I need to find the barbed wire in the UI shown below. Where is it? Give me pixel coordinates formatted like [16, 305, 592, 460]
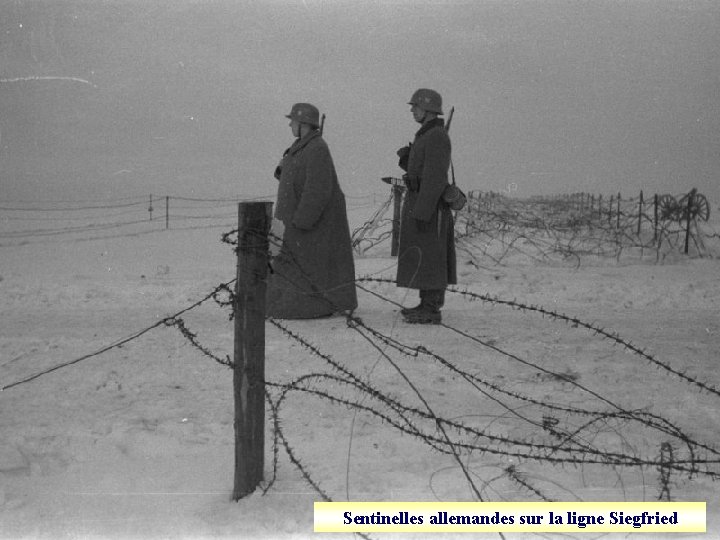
[350, 193, 394, 256]
[452, 191, 718, 265]
[353, 280, 718, 464]
[0, 279, 236, 392]
[253, 241, 720, 505]
[2, 194, 718, 511]
[1, 207, 153, 222]
[256, 229, 720, 498]
[0, 193, 375, 212]
[163, 317, 233, 368]
[265, 313, 720, 479]
[4, 190, 714, 260]
[266, 212, 715, 496]
[0, 201, 147, 212]
[0, 220, 240, 247]
[359, 275, 720, 400]
[0, 218, 156, 239]
[348, 189, 718, 263]
[0, 195, 147, 205]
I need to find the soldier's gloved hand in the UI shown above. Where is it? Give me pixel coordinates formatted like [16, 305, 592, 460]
[403, 174, 420, 191]
[414, 218, 431, 233]
[396, 144, 411, 171]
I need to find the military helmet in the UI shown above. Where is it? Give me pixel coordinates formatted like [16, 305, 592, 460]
[285, 103, 320, 128]
[408, 88, 443, 115]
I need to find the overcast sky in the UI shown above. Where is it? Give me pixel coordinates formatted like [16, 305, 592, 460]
[2, 0, 719, 204]
[263, 0, 720, 203]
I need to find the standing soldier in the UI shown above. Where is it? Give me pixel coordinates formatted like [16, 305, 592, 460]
[267, 102, 358, 319]
[396, 89, 457, 324]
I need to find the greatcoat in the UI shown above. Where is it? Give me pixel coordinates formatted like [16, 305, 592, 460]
[267, 130, 358, 318]
[396, 118, 457, 290]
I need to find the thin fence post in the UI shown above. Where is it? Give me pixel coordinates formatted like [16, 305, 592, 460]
[149, 194, 154, 221]
[598, 194, 603, 220]
[637, 190, 643, 236]
[608, 194, 613, 225]
[653, 193, 659, 244]
[616, 192, 621, 229]
[165, 196, 170, 229]
[684, 188, 696, 254]
[391, 185, 403, 257]
[232, 201, 273, 501]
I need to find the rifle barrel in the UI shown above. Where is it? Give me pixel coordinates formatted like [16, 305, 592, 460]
[446, 106, 455, 132]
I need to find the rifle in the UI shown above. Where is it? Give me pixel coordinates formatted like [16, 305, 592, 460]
[319, 113, 326, 136]
[445, 106, 455, 133]
[443, 106, 466, 210]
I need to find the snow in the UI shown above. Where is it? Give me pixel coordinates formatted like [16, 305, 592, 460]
[1, 202, 719, 540]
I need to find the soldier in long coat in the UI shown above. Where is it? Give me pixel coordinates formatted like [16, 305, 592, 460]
[267, 103, 358, 319]
[396, 89, 457, 324]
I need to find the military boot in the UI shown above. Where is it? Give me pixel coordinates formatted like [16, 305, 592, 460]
[400, 303, 424, 316]
[403, 289, 444, 324]
[403, 307, 441, 325]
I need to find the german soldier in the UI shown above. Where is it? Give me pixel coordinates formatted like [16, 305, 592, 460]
[396, 89, 457, 324]
[267, 103, 358, 319]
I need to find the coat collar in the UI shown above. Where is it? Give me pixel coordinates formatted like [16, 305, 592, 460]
[288, 129, 321, 155]
[415, 117, 445, 139]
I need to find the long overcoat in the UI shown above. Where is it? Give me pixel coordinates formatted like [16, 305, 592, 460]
[396, 118, 457, 290]
[267, 130, 358, 318]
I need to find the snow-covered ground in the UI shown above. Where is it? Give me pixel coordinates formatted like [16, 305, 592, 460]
[1, 201, 719, 539]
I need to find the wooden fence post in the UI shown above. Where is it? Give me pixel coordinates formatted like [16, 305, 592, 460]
[684, 188, 696, 254]
[616, 192, 621, 229]
[608, 194, 613, 225]
[232, 201, 273, 501]
[149, 194, 154, 221]
[598, 194, 603, 220]
[391, 185, 403, 257]
[165, 196, 170, 229]
[653, 193, 659, 244]
[637, 190, 643, 236]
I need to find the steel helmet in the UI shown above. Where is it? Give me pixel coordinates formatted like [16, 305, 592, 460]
[285, 103, 320, 128]
[408, 88, 443, 115]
